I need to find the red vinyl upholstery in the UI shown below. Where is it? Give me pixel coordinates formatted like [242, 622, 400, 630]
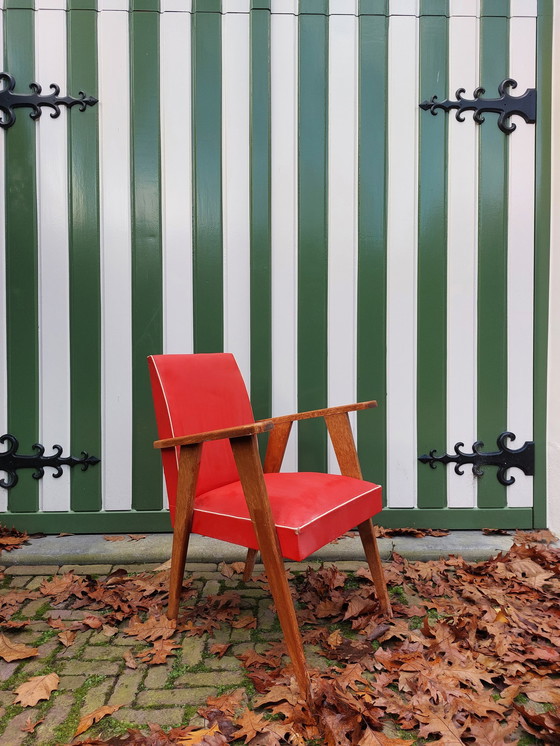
[148, 353, 382, 561]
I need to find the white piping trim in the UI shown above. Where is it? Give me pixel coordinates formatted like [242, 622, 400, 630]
[195, 484, 377, 533]
[150, 356, 180, 470]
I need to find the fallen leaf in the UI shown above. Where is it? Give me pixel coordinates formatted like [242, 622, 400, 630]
[57, 629, 77, 647]
[123, 649, 138, 669]
[125, 614, 176, 641]
[231, 616, 257, 629]
[103, 535, 126, 542]
[14, 673, 59, 706]
[20, 716, 44, 733]
[135, 639, 181, 665]
[127, 534, 146, 541]
[210, 642, 231, 658]
[0, 633, 39, 662]
[74, 704, 122, 737]
[178, 722, 221, 744]
[101, 624, 119, 637]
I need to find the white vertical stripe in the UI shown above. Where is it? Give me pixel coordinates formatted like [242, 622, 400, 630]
[35, 10, 71, 512]
[222, 12, 251, 388]
[510, 0, 537, 17]
[446, 12, 479, 508]
[327, 13, 358, 475]
[507, 17, 536, 508]
[0, 12, 7, 512]
[98, 11, 132, 510]
[386, 15, 418, 508]
[547, 0, 560, 536]
[271, 12, 298, 471]
[161, 11, 193, 356]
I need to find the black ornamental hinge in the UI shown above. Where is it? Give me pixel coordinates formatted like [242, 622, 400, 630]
[0, 434, 100, 490]
[418, 432, 534, 486]
[420, 78, 536, 135]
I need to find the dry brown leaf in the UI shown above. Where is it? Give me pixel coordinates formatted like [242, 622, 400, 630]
[154, 558, 172, 571]
[231, 615, 257, 629]
[57, 629, 77, 647]
[20, 716, 44, 733]
[82, 615, 104, 629]
[127, 534, 146, 541]
[125, 614, 176, 641]
[103, 535, 126, 542]
[358, 729, 412, 746]
[14, 673, 59, 706]
[0, 633, 39, 662]
[101, 624, 119, 637]
[209, 642, 231, 659]
[74, 704, 122, 737]
[123, 649, 138, 669]
[178, 722, 221, 744]
[135, 639, 181, 665]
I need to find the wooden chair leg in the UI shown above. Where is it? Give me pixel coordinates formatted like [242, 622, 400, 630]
[358, 519, 392, 618]
[232, 435, 311, 700]
[325, 412, 392, 618]
[167, 443, 202, 620]
[243, 548, 258, 582]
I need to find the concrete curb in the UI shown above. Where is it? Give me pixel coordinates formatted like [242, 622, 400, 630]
[0, 530, 523, 567]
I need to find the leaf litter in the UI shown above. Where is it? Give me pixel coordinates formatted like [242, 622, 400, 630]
[0, 533, 559, 743]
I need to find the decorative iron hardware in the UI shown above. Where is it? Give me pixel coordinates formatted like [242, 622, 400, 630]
[420, 78, 536, 134]
[0, 434, 100, 489]
[418, 432, 534, 486]
[0, 72, 98, 130]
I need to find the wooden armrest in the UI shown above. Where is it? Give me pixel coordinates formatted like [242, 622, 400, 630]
[154, 420, 274, 449]
[260, 401, 377, 426]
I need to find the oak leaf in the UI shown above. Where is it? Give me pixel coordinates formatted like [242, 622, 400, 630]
[104, 535, 126, 541]
[231, 615, 257, 629]
[210, 642, 231, 658]
[20, 716, 44, 733]
[14, 673, 59, 706]
[358, 729, 412, 745]
[123, 649, 138, 668]
[178, 723, 222, 744]
[74, 704, 122, 736]
[135, 638, 181, 664]
[127, 534, 146, 541]
[0, 633, 38, 662]
[125, 614, 176, 641]
[234, 708, 270, 743]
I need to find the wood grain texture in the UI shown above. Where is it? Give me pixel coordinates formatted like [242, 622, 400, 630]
[263, 420, 293, 473]
[260, 400, 377, 426]
[326, 412, 392, 617]
[154, 420, 273, 449]
[167, 443, 202, 620]
[231, 434, 311, 699]
[243, 548, 258, 581]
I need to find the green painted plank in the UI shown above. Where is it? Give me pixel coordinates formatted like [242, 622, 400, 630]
[420, 0, 448, 15]
[130, 11, 164, 510]
[416, 12, 448, 509]
[4, 10, 39, 513]
[357, 15, 388, 494]
[0, 507, 533, 534]
[67, 9, 102, 511]
[250, 8, 272, 423]
[376, 507, 532, 530]
[193, 0, 221, 11]
[533, 0, 553, 528]
[359, 0, 389, 15]
[481, 0, 509, 17]
[192, 8, 223, 353]
[476, 15, 509, 510]
[300, 0, 328, 14]
[297, 10, 328, 472]
[131, 0, 159, 10]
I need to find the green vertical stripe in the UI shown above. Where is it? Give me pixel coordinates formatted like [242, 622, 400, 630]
[477, 10, 509, 509]
[533, 0, 553, 528]
[130, 6, 164, 510]
[4, 9, 39, 513]
[67, 6, 102, 511]
[192, 5, 223, 353]
[250, 5, 272, 422]
[298, 1, 328, 472]
[357, 13, 388, 493]
[417, 6, 448, 509]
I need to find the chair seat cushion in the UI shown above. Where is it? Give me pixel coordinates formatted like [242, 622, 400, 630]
[192, 472, 382, 561]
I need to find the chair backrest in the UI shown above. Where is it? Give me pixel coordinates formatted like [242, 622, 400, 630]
[147, 354, 255, 519]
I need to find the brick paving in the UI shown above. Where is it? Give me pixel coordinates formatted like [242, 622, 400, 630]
[0, 560, 355, 744]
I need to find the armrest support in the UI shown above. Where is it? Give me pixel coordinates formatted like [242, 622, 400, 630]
[261, 400, 377, 426]
[154, 420, 274, 449]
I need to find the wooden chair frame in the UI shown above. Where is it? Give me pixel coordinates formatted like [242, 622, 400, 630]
[154, 402, 392, 699]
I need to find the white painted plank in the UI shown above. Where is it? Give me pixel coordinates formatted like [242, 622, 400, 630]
[449, 0, 479, 17]
[161, 11, 193, 356]
[271, 0, 297, 13]
[327, 13, 358, 475]
[98, 10, 133, 511]
[446, 14, 479, 508]
[389, 0, 419, 16]
[510, 0, 537, 17]
[222, 0, 250, 12]
[547, 0, 560, 536]
[386, 15, 418, 508]
[0, 12, 6, 512]
[221, 12, 251, 389]
[160, 0, 192, 12]
[506, 16, 536, 508]
[329, 0, 358, 15]
[35, 9, 71, 512]
[271, 11, 298, 471]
